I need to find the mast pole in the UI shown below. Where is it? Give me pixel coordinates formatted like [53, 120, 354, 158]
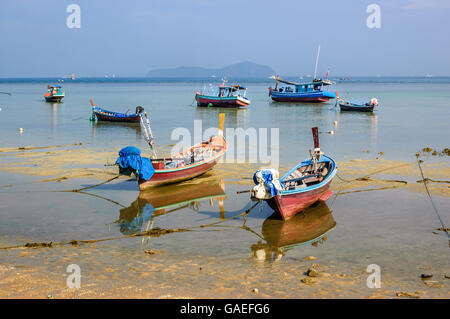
[314, 45, 321, 79]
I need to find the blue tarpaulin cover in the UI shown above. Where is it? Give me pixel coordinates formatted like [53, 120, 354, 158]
[253, 169, 284, 197]
[115, 146, 155, 180]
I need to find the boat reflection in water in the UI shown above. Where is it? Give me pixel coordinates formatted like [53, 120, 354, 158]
[114, 178, 226, 235]
[250, 201, 336, 262]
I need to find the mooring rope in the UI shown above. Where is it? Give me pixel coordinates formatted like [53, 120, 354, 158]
[417, 159, 450, 244]
[63, 175, 120, 192]
[0, 200, 259, 250]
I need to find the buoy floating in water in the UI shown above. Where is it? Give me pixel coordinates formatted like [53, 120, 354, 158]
[333, 121, 338, 126]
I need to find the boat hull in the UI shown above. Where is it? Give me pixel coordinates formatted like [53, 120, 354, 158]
[196, 94, 250, 108]
[45, 95, 64, 102]
[139, 158, 220, 189]
[94, 111, 141, 123]
[339, 102, 374, 112]
[268, 184, 332, 221]
[270, 90, 335, 103]
[265, 155, 337, 220]
[138, 135, 226, 190]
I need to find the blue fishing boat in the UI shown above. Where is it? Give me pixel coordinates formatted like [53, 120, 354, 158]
[268, 45, 336, 103]
[269, 77, 336, 102]
[90, 99, 144, 123]
[336, 92, 379, 112]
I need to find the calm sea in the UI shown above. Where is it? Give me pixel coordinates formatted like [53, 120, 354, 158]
[1, 76, 449, 163]
[0, 77, 449, 286]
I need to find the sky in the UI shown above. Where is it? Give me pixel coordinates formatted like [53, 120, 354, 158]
[0, 0, 449, 77]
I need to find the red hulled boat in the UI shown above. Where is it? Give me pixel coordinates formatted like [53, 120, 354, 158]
[195, 84, 250, 108]
[116, 113, 227, 191]
[251, 127, 337, 220]
[139, 133, 226, 190]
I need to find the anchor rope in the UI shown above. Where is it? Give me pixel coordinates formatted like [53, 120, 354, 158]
[416, 159, 450, 242]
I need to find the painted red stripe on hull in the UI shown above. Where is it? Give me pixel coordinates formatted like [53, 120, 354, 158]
[138, 158, 219, 189]
[197, 97, 250, 108]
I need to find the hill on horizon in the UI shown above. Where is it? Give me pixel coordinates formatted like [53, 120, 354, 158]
[146, 62, 276, 78]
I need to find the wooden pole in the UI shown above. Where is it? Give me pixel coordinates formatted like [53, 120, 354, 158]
[312, 127, 320, 171]
[218, 113, 225, 136]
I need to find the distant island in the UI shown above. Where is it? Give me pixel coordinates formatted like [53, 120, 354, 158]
[146, 62, 276, 78]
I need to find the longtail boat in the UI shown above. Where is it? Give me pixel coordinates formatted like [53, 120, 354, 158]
[336, 92, 379, 112]
[44, 85, 65, 102]
[268, 46, 336, 103]
[251, 201, 336, 261]
[251, 127, 337, 220]
[90, 99, 144, 123]
[114, 178, 226, 234]
[195, 83, 250, 108]
[115, 113, 227, 190]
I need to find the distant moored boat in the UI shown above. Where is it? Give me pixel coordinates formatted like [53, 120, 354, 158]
[268, 45, 336, 103]
[44, 85, 65, 102]
[195, 82, 250, 108]
[336, 92, 379, 112]
[90, 99, 144, 123]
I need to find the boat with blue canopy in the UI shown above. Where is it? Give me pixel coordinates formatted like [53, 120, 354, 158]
[269, 77, 336, 102]
[268, 45, 336, 103]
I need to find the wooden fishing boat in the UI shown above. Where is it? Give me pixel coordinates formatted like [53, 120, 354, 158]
[336, 93, 379, 112]
[268, 46, 336, 103]
[44, 85, 65, 102]
[251, 201, 336, 261]
[251, 127, 337, 220]
[116, 113, 227, 190]
[90, 99, 144, 123]
[195, 84, 250, 108]
[115, 179, 226, 234]
[269, 77, 336, 103]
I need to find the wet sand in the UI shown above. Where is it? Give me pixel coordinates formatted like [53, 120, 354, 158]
[0, 237, 448, 299]
[0, 146, 449, 298]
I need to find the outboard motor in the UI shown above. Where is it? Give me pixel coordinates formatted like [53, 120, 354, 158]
[135, 106, 144, 114]
[251, 169, 284, 200]
[370, 98, 378, 106]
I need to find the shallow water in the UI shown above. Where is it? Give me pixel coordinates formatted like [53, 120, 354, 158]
[0, 78, 449, 298]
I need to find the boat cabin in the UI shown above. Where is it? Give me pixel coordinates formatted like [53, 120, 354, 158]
[217, 85, 247, 97]
[276, 78, 333, 93]
[48, 85, 63, 94]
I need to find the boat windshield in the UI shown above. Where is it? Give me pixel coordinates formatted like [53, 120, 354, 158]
[218, 85, 246, 97]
